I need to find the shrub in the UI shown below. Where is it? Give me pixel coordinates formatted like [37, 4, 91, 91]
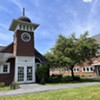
[40, 75, 46, 85]
[0, 82, 5, 87]
[36, 62, 50, 84]
[10, 82, 19, 90]
[81, 75, 85, 77]
[73, 76, 81, 81]
[48, 75, 81, 83]
[49, 74, 67, 83]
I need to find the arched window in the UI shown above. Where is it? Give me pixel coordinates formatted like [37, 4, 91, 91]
[87, 68, 89, 72]
[35, 57, 41, 67]
[90, 67, 93, 72]
[83, 67, 85, 72]
[35, 57, 41, 63]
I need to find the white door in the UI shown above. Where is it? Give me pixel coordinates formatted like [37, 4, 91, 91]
[17, 66, 33, 83]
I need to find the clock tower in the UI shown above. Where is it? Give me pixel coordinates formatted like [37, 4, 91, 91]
[9, 9, 39, 83]
[9, 11, 39, 56]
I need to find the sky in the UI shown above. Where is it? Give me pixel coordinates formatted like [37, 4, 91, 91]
[0, 0, 100, 54]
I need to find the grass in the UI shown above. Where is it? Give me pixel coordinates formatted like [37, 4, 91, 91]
[0, 84, 100, 100]
[0, 86, 10, 91]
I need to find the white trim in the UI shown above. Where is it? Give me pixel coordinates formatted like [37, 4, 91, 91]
[35, 57, 42, 63]
[92, 63, 100, 66]
[82, 66, 94, 72]
[14, 56, 35, 83]
[15, 24, 34, 32]
[73, 67, 79, 72]
[0, 63, 10, 74]
[21, 32, 31, 42]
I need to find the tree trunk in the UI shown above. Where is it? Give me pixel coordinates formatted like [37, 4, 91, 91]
[70, 65, 75, 80]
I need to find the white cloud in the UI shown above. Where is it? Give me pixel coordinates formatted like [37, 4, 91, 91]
[30, 0, 40, 7]
[9, 0, 22, 12]
[0, 32, 13, 44]
[0, 23, 8, 29]
[0, 5, 13, 15]
[83, 0, 93, 2]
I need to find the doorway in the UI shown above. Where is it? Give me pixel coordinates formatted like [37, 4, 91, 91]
[17, 66, 33, 83]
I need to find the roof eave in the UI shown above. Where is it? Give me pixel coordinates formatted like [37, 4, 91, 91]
[9, 19, 39, 31]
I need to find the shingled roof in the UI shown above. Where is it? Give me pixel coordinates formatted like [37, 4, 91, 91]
[35, 49, 47, 62]
[92, 33, 100, 44]
[0, 46, 5, 52]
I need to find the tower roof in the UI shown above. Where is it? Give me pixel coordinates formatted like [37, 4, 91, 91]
[9, 8, 39, 31]
[17, 16, 31, 23]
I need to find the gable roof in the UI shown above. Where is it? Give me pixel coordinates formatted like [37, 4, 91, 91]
[35, 49, 47, 62]
[0, 43, 13, 53]
[0, 46, 5, 52]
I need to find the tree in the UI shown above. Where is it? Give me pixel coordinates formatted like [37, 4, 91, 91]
[36, 62, 50, 84]
[44, 32, 100, 79]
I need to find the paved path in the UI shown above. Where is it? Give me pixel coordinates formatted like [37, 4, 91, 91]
[0, 82, 100, 96]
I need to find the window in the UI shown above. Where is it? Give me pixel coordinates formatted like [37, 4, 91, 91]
[50, 68, 55, 72]
[19, 24, 22, 30]
[96, 50, 100, 56]
[77, 68, 79, 72]
[27, 26, 29, 31]
[54, 68, 59, 72]
[3, 65, 8, 72]
[90, 67, 94, 72]
[73, 68, 79, 72]
[87, 68, 89, 72]
[30, 27, 32, 31]
[3, 63, 10, 73]
[73, 68, 76, 72]
[0, 63, 10, 74]
[23, 25, 25, 30]
[83, 67, 85, 72]
[63, 68, 68, 72]
[36, 63, 41, 67]
[82, 66, 94, 72]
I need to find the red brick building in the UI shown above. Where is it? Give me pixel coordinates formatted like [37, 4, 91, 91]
[50, 34, 100, 77]
[0, 14, 46, 85]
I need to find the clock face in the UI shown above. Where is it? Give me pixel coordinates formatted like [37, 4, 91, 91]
[21, 32, 31, 42]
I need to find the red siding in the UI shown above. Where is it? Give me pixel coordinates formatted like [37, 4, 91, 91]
[14, 30, 35, 56]
[1, 43, 13, 53]
[0, 58, 15, 85]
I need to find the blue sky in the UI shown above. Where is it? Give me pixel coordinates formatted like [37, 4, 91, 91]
[0, 0, 100, 54]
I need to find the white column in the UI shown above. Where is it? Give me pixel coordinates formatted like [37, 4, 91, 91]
[24, 66, 26, 82]
[14, 58, 18, 82]
[33, 57, 35, 82]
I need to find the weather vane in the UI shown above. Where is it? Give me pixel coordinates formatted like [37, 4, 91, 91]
[23, 8, 25, 16]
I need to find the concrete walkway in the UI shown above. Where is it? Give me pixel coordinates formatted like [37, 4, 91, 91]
[0, 82, 100, 96]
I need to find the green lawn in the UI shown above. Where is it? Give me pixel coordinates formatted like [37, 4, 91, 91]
[0, 87, 10, 91]
[0, 84, 100, 100]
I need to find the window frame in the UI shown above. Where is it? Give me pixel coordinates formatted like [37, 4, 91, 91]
[82, 66, 94, 72]
[73, 67, 79, 72]
[0, 63, 10, 74]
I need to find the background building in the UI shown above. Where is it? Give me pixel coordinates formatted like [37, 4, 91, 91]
[50, 34, 100, 77]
